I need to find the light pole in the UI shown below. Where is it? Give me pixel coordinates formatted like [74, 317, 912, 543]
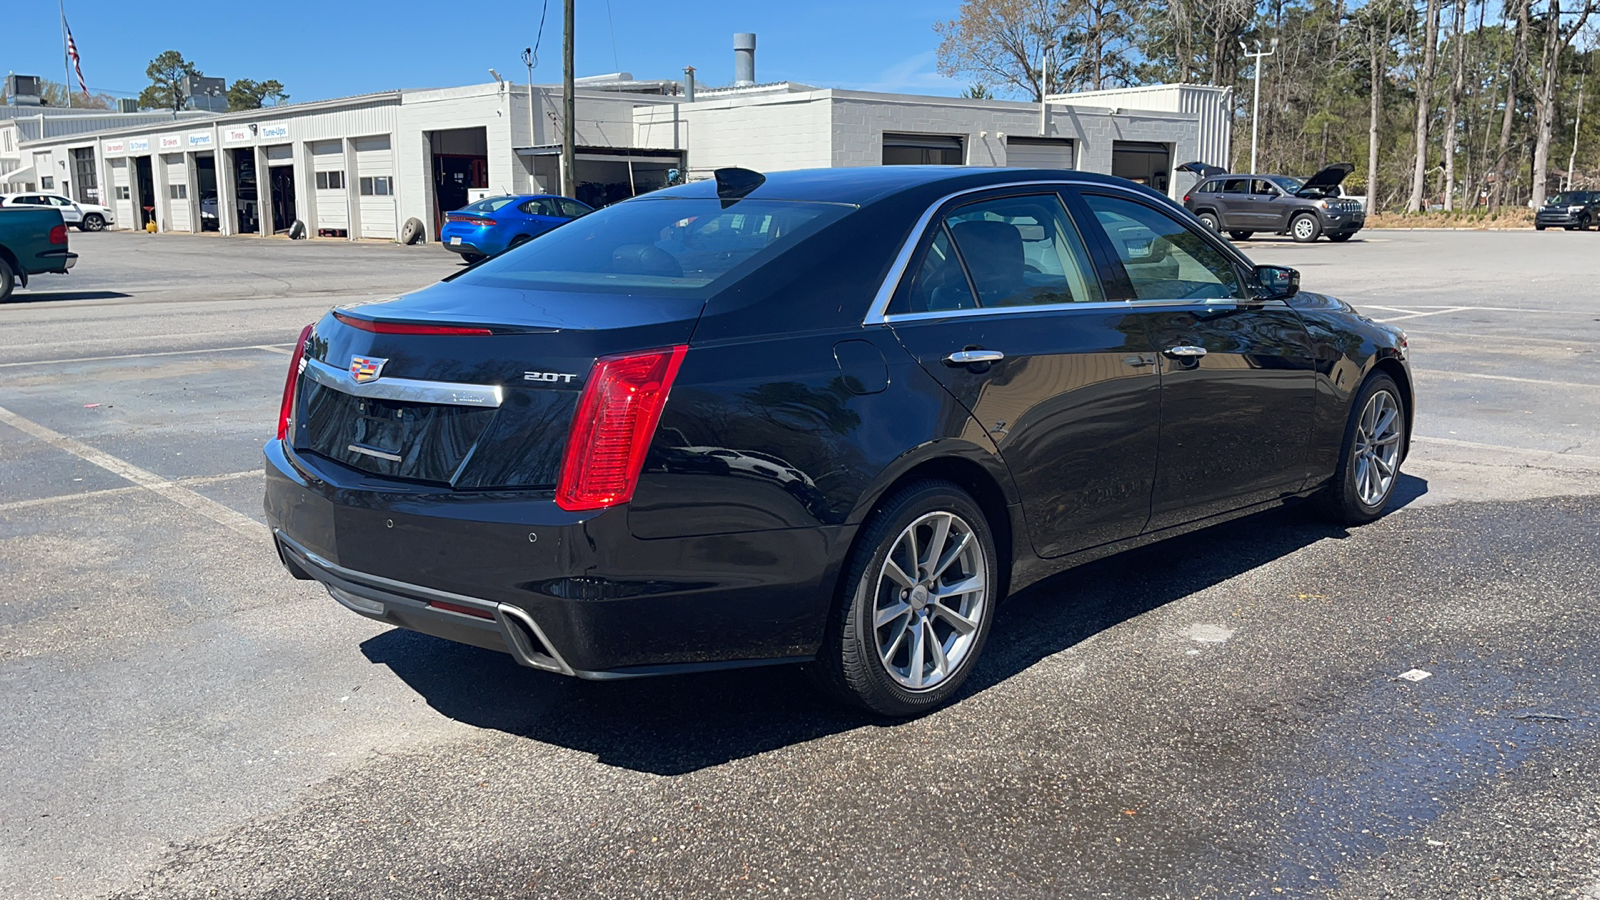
[521, 47, 536, 154]
[1240, 38, 1277, 174]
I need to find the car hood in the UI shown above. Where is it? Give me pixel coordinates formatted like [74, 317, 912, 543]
[1302, 163, 1355, 190]
[1175, 161, 1228, 178]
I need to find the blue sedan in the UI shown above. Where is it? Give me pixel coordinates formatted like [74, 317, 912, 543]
[439, 194, 593, 261]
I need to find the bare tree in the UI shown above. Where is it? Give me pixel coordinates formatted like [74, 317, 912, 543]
[1492, 0, 1533, 209]
[1443, 0, 1467, 209]
[1531, 0, 1597, 207]
[1407, 0, 1444, 212]
[934, 0, 1074, 100]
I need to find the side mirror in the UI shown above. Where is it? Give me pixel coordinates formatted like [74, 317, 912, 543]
[1254, 265, 1299, 300]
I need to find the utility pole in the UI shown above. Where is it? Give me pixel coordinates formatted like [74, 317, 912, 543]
[561, 0, 576, 199]
[1240, 38, 1276, 174]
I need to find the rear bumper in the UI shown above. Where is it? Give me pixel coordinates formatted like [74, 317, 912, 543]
[263, 439, 849, 677]
[35, 249, 77, 273]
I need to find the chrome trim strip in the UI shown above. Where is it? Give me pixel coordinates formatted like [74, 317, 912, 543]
[862, 178, 1257, 326]
[347, 443, 403, 463]
[496, 603, 576, 676]
[303, 356, 503, 408]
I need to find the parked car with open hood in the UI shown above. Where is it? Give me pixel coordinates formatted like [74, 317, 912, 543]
[1534, 191, 1600, 231]
[1181, 163, 1364, 243]
[265, 166, 1412, 716]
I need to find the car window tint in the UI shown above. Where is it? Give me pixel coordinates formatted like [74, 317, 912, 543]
[1220, 178, 1248, 194]
[941, 194, 1103, 308]
[522, 198, 561, 216]
[1251, 180, 1278, 195]
[558, 199, 590, 218]
[1083, 193, 1245, 302]
[460, 196, 521, 214]
[901, 225, 977, 314]
[458, 198, 848, 295]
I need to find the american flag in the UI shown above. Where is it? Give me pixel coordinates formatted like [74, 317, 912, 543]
[65, 20, 87, 96]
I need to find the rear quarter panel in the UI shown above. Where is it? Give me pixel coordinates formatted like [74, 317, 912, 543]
[0, 207, 66, 275]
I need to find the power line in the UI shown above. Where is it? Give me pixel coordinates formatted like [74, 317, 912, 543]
[530, 0, 549, 68]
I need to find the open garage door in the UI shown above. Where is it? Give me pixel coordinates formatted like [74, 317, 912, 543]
[163, 154, 191, 232]
[1112, 141, 1172, 195]
[355, 136, 396, 240]
[311, 140, 348, 235]
[110, 159, 132, 229]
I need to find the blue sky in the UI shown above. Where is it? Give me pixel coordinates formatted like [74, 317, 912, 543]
[7, 0, 970, 104]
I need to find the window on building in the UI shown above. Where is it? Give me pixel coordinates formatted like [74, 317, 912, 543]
[115, 186, 131, 200]
[883, 134, 964, 166]
[360, 175, 392, 196]
[41, 176, 54, 190]
[169, 184, 188, 200]
[316, 170, 345, 190]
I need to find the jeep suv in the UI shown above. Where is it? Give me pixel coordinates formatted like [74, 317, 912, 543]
[1534, 191, 1600, 231]
[1181, 163, 1364, 243]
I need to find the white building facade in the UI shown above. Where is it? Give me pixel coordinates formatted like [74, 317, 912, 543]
[14, 78, 1230, 241]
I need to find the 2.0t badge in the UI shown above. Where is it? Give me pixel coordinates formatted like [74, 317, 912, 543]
[350, 356, 387, 383]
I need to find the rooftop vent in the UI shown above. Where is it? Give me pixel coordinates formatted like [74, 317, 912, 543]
[733, 33, 756, 87]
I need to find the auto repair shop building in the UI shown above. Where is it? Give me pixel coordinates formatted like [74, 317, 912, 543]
[14, 40, 1229, 241]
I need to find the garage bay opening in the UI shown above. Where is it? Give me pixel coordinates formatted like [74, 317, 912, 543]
[231, 148, 259, 234]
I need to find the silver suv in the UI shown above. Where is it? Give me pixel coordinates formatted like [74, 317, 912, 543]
[1180, 163, 1364, 243]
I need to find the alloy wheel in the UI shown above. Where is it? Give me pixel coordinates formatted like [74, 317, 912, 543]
[1294, 217, 1316, 240]
[1352, 390, 1403, 507]
[871, 511, 988, 690]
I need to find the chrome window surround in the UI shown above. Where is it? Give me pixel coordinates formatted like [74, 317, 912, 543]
[861, 179, 1263, 326]
[302, 356, 503, 408]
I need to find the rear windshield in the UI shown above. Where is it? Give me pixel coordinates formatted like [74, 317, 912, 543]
[454, 197, 852, 295]
[458, 196, 522, 214]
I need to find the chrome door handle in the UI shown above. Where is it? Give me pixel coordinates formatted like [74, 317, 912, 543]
[1165, 345, 1208, 358]
[944, 349, 1005, 365]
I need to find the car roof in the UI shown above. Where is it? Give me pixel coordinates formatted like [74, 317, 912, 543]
[650, 166, 1172, 207]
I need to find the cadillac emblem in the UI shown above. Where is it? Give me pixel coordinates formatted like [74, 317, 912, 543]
[350, 356, 387, 383]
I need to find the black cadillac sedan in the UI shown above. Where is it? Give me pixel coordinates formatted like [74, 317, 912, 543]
[265, 166, 1411, 716]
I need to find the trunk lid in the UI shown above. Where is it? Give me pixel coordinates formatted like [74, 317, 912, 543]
[290, 280, 704, 489]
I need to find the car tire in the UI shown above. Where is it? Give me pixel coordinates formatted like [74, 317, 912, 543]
[0, 256, 14, 303]
[1198, 212, 1221, 232]
[1329, 232, 1354, 243]
[80, 214, 106, 232]
[1320, 372, 1407, 526]
[1535, 224, 1547, 231]
[507, 234, 532, 251]
[1229, 230, 1254, 241]
[400, 217, 425, 245]
[460, 252, 486, 264]
[1290, 213, 1322, 243]
[813, 480, 1000, 717]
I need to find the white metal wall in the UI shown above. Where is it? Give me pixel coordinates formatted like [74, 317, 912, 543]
[310, 140, 348, 230]
[110, 158, 132, 228]
[354, 136, 394, 239]
[163, 153, 191, 231]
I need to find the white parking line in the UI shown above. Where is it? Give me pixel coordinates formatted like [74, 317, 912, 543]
[0, 470, 261, 513]
[0, 405, 264, 538]
[0, 343, 294, 369]
[1412, 369, 1600, 389]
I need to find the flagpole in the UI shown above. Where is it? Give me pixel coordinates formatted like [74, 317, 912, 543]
[60, 0, 72, 107]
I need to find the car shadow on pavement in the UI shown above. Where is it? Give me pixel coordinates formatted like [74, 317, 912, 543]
[8, 290, 132, 303]
[361, 491, 1420, 777]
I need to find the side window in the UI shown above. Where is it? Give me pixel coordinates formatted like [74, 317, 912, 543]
[522, 198, 560, 216]
[942, 194, 1103, 308]
[1082, 193, 1246, 301]
[559, 199, 590, 218]
[1220, 178, 1247, 194]
[901, 226, 977, 314]
[1251, 179, 1278, 196]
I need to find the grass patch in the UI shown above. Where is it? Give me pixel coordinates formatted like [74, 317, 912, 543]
[1366, 209, 1536, 229]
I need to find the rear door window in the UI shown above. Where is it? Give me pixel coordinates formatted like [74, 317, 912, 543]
[1220, 179, 1248, 194]
[941, 194, 1103, 308]
[1081, 193, 1246, 301]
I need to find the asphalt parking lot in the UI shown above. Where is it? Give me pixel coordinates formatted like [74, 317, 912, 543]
[3, 229, 1599, 899]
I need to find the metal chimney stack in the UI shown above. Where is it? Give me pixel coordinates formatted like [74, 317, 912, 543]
[733, 33, 756, 87]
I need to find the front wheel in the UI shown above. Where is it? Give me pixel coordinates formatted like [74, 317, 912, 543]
[80, 214, 107, 231]
[1535, 224, 1547, 231]
[814, 480, 999, 716]
[1328, 232, 1354, 243]
[1291, 213, 1322, 243]
[1320, 372, 1407, 526]
[1229, 230, 1254, 241]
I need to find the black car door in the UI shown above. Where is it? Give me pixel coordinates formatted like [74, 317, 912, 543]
[882, 188, 1163, 558]
[1072, 188, 1318, 529]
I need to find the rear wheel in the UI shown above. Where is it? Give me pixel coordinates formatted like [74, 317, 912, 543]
[1290, 213, 1322, 243]
[1320, 372, 1407, 526]
[507, 234, 532, 251]
[1197, 212, 1221, 232]
[1229, 230, 1254, 241]
[814, 480, 999, 716]
[0, 257, 14, 302]
[459, 252, 486, 264]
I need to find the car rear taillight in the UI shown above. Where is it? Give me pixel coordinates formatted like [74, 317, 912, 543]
[48, 224, 68, 245]
[277, 324, 315, 440]
[555, 346, 688, 512]
[447, 215, 496, 227]
[332, 310, 493, 336]
[1182, 194, 1191, 205]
